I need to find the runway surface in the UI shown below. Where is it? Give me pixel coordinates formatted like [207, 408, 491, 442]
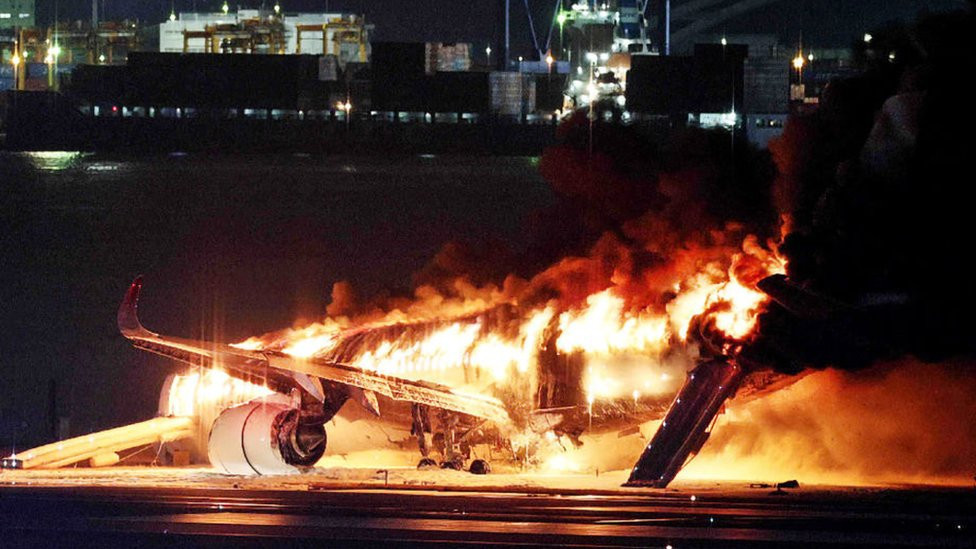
[2, 473, 974, 547]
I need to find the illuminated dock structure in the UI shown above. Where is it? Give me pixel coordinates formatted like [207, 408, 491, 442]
[160, 8, 371, 64]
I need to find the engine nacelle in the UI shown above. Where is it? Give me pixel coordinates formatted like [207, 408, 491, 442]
[208, 395, 326, 475]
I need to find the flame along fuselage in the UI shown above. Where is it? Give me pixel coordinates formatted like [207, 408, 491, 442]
[229, 303, 689, 437]
[123, 239, 788, 475]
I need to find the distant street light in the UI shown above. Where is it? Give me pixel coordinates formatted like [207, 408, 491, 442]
[336, 100, 352, 129]
[485, 45, 491, 64]
[557, 12, 567, 57]
[792, 53, 805, 98]
[11, 52, 20, 90]
[721, 37, 727, 46]
[863, 33, 873, 44]
[274, 3, 281, 14]
[169, 11, 177, 21]
[46, 45, 61, 89]
[222, 1, 229, 15]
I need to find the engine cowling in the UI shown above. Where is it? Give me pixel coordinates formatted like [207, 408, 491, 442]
[208, 395, 326, 475]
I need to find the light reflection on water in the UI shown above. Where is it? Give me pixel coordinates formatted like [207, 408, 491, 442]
[84, 163, 123, 173]
[22, 151, 88, 171]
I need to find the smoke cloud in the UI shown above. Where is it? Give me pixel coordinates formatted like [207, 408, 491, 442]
[752, 7, 976, 372]
[684, 359, 976, 486]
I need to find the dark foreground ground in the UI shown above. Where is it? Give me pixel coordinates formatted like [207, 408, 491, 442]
[2, 480, 974, 548]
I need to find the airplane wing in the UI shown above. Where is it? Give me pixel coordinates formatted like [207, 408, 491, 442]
[118, 277, 510, 425]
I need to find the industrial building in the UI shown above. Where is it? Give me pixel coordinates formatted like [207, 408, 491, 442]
[0, 0, 34, 29]
[159, 8, 371, 64]
[1, 1, 813, 152]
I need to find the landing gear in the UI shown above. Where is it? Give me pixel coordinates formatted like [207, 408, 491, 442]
[412, 404, 491, 474]
[437, 410, 464, 467]
[439, 457, 465, 470]
[411, 403, 433, 458]
[468, 459, 491, 475]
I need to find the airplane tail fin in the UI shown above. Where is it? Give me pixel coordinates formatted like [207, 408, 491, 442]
[117, 276, 157, 339]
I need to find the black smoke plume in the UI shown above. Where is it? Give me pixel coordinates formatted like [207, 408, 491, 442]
[746, 6, 976, 373]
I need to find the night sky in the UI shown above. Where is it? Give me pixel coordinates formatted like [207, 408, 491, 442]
[33, 0, 968, 54]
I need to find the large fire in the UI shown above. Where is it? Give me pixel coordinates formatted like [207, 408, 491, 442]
[226, 237, 784, 408]
[162, 231, 785, 474]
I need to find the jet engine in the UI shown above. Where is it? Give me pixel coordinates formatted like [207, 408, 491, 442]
[208, 395, 326, 475]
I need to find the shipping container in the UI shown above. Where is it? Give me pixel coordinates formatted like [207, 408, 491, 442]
[489, 72, 535, 119]
[430, 71, 488, 113]
[425, 42, 471, 74]
[743, 57, 788, 114]
[26, 62, 48, 78]
[370, 42, 428, 112]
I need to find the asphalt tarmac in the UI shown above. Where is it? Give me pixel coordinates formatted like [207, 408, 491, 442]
[2, 482, 974, 548]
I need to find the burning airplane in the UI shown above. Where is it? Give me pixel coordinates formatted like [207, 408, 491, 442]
[8, 8, 974, 484]
[96, 225, 786, 481]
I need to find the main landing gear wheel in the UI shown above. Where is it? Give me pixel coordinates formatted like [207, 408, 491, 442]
[417, 457, 438, 469]
[440, 457, 465, 470]
[468, 459, 491, 475]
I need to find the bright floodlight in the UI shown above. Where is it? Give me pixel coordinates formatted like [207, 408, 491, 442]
[222, 1, 229, 14]
[721, 37, 727, 46]
[169, 11, 176, 21]
[546, 54, 554, 66]
[11, 53, 21, 66]
[792, 55, 804, 70]
[864, 33, 872, 43]
[274, 3, 280, 14]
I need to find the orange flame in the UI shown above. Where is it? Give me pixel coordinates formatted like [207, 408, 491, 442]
[223, 237, 783, 411]
[165, 369, 273, 418]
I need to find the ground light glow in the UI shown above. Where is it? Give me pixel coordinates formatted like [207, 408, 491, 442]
[22, 151, 87, 171]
